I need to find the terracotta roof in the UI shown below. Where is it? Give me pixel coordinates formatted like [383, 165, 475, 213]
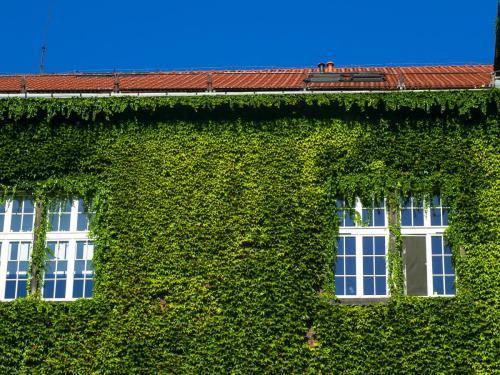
[0, 65, 493, 94]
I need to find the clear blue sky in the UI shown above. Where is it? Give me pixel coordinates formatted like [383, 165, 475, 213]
[0, 0, 497, 74]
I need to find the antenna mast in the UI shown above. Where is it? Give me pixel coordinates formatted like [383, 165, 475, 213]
[39, 1, 54, 75]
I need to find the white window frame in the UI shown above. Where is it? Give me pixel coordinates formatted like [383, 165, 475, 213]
[336, 197, 454, 298]
[0, 198, 93, 301]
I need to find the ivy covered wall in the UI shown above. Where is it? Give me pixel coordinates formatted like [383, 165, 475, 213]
[0, 92, 499, 373]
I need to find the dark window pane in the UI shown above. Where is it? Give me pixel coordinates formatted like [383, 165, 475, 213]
[55, 280, 66, 298]
[335, 259, 344, 275]
[445, 276, 455, 295]
[413, 209, 424, 226]
[12, 200, 20, 213]
[444, 256, 454, 274]
[344, 212, 355, 227]
[345, 277, 356, 295]
[375, 257, 385, 275]
[75, 260, 85, 274]
[432, 256, 443, 275]
[432, 236, 442, 254]
[49, 215, 59, 231]
[64, 200, 72, 211]
[24, 200, 34, 213]
[374, 209, 385, 226]
[11, 216, 21, 232]
[363, 257, 373, 275]
[22, 215, 33, 232]
[9, 244, 18, 260]
[401, 209, 412, 226]
[444, 243, 452, 255]
[59, 214, 71, 231]
[19, 261, 28, 273]
[431, 209, 441, 226]
[345, 258, 356, 275]
[336, 237, 344, 255]
[363, 237, 373, 255]
[364, 277, 374, 295]
[58, 260, 67, 272]
[433, 276, 444, 295]
[0, 216, 4, 232]
[335, 281, 345, 296]
[362, 209, 372, 226]
[17, 281, 27, 297]
[7, 262, 17, 277]
[375, 277, 386, 295]
[76, 242, 84, 259]
[73, 280, 84, 298]
[0, 203, 5, 213]
[87, 261, 94, 272]
[375, 237, 385, 255]
[345, 237, 356, 255]
[44, 280, 54, 298]
[442, 209, 449, 226]
[432, 195, 441, 206]
[5, 281, 16, 298]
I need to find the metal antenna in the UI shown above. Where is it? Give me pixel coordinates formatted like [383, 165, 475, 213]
[40, 1, 54, 74]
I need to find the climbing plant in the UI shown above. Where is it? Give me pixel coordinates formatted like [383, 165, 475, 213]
[0, 91, 499, 373]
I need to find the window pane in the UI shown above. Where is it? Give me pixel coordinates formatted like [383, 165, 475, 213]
[55, 281, 66, 298]
[432, 256, 443, 274]
[375, 277, 386, 295]
[73, 280, 84, 298]
[374, 209, 385, 226]
[445, 276, 455, 295]
[24, 200, 34, 213]
[431, 209, 442, 226]
[345, 237, 355, 255]
[345, 258, 356, 275]
[374, 237, 385, 255]
[363, 237, 373, 255]
[364, 277, 374, 295]
[375, 257, 385, 275]
[77, 215, 89, 231]
[431, 236, 442, 254]
[443, 257, 453, 274]
[11, 200, 20, 213]
[401, 209, 412, 226]
[413, 209, 424, 226]
[345, 277, 356, 295]
[335, 258, 344, 275]
[17, 281, 27, 298]
[22, 215, 33, 232]
[5, 281, 16, 299]
[43, 280, 55, 298]
[335, 277, 345, 296]
[363, 257, 373, 275]
[0, 215, 4, 232]
[336, 237, 344, 255]
[362, 209, 372, 226]
[59, 214, 71, 231]
[433, 276, 444, 295]
[10, 216, 21, 232]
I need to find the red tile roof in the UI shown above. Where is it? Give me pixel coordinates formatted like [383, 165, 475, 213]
[0, 65, 493, 94]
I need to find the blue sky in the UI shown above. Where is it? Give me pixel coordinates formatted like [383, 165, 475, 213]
[0, 0, 497, 74]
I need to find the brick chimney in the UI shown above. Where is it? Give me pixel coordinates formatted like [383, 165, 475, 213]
[326, 61, 335, 73]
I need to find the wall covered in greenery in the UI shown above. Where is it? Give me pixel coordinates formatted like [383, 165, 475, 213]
[0, 91, 499, 373]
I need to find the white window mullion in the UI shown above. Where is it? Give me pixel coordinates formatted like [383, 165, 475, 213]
[0, 240, 8, 300]
[355, 235, 363, 297]
[66, 239, 76, 300]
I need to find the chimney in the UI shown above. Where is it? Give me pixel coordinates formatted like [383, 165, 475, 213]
[318, 62, 325, 73]
[326, 61, 334, 73]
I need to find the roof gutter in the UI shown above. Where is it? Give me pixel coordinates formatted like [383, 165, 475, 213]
[0, 88, 493, 99]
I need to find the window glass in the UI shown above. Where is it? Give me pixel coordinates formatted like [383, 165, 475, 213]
[362, 236, 386, 296]
[77, 199, 94, 231]
[334, 237, 356, 296]
[10, 199, 34, 232]
[336, 199, 355, 227]
[401, 197, 424, 226]
[5, 242, 31, 299]
[431, 236, 455, 295]
[73, 241, 95, 298]
[48, 200, 72, 232]
[43, 241, 69, 299]
[362, 200, 385, 227]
